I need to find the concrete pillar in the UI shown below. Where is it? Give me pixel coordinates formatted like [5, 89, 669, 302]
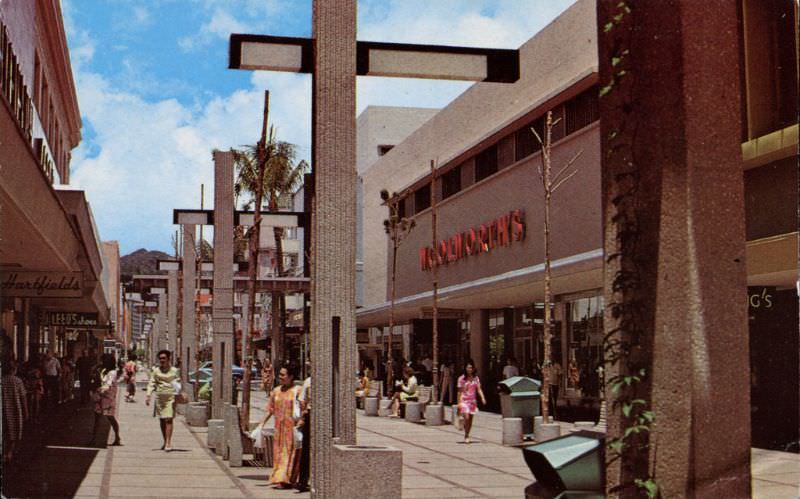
[598, 1, 749, 496]
[157, 292, 167, 361]
[310, 1, 358, 496]
[469, 309, 489, 378]
[212, 150, 235, 420]
[182, 224, 197, 383]
[167, 270, 178, 356]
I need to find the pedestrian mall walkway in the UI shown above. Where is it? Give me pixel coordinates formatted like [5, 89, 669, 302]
[4, 380, 798, 498]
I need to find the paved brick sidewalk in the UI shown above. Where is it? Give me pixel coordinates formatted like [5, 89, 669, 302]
[4, 376, 797, 498]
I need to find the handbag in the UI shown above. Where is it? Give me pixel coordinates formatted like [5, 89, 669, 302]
[292, 391, 303, 448]
[175, 392, 188, 404]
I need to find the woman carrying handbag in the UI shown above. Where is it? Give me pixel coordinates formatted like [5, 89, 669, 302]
[145, 350, 181, 451]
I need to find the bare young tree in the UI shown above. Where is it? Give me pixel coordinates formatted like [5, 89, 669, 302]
[532, 110, 582, 423]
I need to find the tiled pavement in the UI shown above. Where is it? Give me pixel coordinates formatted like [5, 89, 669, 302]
[4, 375, 798, 498]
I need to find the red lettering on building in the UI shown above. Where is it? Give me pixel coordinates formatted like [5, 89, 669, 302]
[465, 229, 476, 255]
[418, 209, 526, 271]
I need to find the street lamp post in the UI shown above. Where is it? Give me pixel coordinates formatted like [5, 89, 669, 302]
[381, 189, 415, 395]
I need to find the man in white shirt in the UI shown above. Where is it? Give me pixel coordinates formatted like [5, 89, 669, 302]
[502, 357, 520, 379]
[43, 350, 61, 410]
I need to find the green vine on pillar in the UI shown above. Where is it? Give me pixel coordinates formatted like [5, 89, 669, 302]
[600, 1, 658, 497]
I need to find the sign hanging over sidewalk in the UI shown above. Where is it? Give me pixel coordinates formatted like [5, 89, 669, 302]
[0, 271, 83, 298]
[43, 312, 99, 327]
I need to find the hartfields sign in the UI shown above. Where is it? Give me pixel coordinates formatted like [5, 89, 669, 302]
[0, 271, 83, 298]
[419, 209, 526, 271]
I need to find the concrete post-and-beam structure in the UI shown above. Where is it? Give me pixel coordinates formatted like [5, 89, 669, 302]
[230, 4, 520, 495]
[308, 3, 358, 493]
[152, 287, 167, 362]
[157, 261, 180, 358]
[212, 150, 235, 420]
[598, 1, 750, 496]
[182, 225, 197, 384]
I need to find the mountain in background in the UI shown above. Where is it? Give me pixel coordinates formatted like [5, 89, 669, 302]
[120, 248, 171, 282]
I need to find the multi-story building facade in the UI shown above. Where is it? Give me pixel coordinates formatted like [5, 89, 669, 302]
[0, 1, 109, 362]
[358, 0, 798, 452]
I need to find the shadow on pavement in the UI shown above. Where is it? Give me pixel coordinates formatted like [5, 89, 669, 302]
[2, 399, 109, 498]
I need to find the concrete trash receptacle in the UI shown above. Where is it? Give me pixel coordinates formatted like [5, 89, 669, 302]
[521, 430, 605, 497]
[186, 402, 208, 427]
[405, 401, 423, 423]
[364, 397, 379, 416]
[425, 403, 444, 426]
[207, 419, 224, 449]
[333, 444, 402, 499]
[503, 417, 523, 445]
[498, 376, 541, 435]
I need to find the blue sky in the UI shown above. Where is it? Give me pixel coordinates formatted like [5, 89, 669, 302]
[63, 0, 577, 255]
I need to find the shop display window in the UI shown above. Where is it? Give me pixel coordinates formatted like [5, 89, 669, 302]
[566, 295, 604, 398]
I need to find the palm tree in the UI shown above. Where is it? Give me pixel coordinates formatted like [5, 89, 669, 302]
[232, 127, 308, 367]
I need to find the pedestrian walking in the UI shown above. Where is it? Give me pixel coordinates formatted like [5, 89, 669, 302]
[258, 365, 301, 489]
[502, 357, 520, 379]
[260, 357, 274, 395]
[23, 360, 44, 422]
[2, 360, 28, 464]
[43, 350, 61, 410]
[60, 355, 75, 402]
[548, 361, 563, 418]
[89, 354, 121, 447]
[123, 354, 138, 402]
[145, 350, 180, 451]
[439, 361, 454, 405]
[457, 360, 486, 444]
[76, 349, 96, 405]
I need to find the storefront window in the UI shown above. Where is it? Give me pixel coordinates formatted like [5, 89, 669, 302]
[566, 295, 603, 398]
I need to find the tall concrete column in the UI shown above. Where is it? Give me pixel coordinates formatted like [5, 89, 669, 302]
[182, 225, 197, 384]
[167, 270, 178, 357]
[469, 309, 489, 378]
[158, 288, 172, 350]
[212, 150, 235, 420]
[598, 1, 749, 496]
[310, 0, 358, 495]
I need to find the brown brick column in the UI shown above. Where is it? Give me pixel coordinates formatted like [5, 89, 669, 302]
[212, 150, 235, 419]
[182, 224, 197, 384]
[310, 0, 358, 495]
[598, 1, 750, 496]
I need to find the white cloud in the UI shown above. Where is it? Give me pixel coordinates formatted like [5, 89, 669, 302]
[132, 6, 151, 26]
[178, 9, 252, 51]
[69, 39, 311, 254]
[68, 0, 578, 255]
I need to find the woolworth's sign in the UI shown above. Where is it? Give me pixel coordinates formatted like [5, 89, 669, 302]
[0, 271, 83, 298]
[419, 209, 526, 271]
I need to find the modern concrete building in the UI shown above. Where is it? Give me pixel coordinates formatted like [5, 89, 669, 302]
[0, 1, 109, 362]
[356, 106, 440, 367]
[101, 241, 122, 346]
[357, 0, 797, 453]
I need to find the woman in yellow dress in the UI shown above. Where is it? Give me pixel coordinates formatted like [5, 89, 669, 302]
[259, 365, 301, 488]
[145, 350, 180, 451]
